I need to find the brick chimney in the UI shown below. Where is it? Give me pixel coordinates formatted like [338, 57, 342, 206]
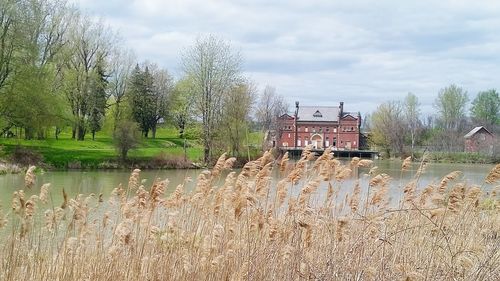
[339, 102, 344, 117]
[294, 101, 299, 148]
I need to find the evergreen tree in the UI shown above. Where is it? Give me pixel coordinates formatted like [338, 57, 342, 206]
[128, 64, 171, 138]
[128, 65, 155, 137]
[88, 57, 109, 140]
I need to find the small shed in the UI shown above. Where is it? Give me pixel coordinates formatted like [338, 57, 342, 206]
[464, 126, 495, 153]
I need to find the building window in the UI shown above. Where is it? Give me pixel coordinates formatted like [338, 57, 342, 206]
[305, 127, 308, 132]
[298, 139, 302, 146]
[313, 110, 322, 117]
[288, 133, 291, 138]
[326, 127, 330, 132]
[334, 128, 337, 133]
[351, 127, 354, 131]
[282, 142, 288, 147]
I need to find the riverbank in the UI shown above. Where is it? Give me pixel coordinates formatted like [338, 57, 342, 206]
[0, 141, 202, 170]
[0, 127, 266, 170]
[0, 127, 204, 170]
[414, 151, 499, 164]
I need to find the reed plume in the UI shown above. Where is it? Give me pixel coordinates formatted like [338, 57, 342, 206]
[24, 166, 36, 189]
[0, 151, 498, 281]
[401, 156, 412, 171]
[485, 163, 500, 184]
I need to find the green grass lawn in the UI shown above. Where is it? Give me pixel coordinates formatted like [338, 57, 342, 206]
[0, 126, 267, 169]
[0, 126, 204, 168]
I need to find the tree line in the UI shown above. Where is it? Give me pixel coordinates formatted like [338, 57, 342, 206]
[0, 0, 288, 163]
[368, 86, 500, 157]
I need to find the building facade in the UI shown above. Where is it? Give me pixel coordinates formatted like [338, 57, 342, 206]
[277, 102, 361, 150]
[464, 126, 495, 154]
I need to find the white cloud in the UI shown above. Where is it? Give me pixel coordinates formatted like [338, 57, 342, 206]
[73, 0, 500, 116]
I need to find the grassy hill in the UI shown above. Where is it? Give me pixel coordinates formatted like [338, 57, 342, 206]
[0, 126, 265, 169]
[0, 127, 203, 169]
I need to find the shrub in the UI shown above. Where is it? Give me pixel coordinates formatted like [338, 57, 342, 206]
[151, 152, 193, 169]
[8, 146, 43, 166]
[113, 121, 141, 162]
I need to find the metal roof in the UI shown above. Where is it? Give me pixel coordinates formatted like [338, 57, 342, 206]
[464, 126, 493, 138]
[298, 106, 339, 122]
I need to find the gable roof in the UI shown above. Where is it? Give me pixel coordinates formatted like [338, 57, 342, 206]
[279, 113, 294, 119]
[464, 126, 494, 138]
[341, 113, 358, 120]
[298, 106, 339, 122]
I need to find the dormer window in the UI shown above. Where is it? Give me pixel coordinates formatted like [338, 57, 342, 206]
[313, 110, 322, 117]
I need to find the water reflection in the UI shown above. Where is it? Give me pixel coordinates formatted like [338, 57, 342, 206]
[0, 160, 495, 207]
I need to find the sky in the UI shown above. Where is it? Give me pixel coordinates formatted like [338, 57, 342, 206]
[74, 0, 500, 117]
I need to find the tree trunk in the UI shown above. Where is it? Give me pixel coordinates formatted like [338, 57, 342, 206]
[77, 124, 85, 141]
[203, 126, 211, 164]
[411, 132, 415, 158]
[152, 125, 156, 139]
[183, 138, 187, 162]
[92, 131, 96, 141]
[204, 145, 210, 165]
[37, 129, 45, 140]
[179, 127, 184, 139]
[113, 101, 121, 132]
[25, 127, 34, 140]
[121, 148, 128, 162]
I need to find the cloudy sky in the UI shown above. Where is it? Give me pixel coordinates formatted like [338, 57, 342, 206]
[74, 0, 500, 117]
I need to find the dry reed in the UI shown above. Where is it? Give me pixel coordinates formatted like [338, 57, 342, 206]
[0, 153, 499, 281]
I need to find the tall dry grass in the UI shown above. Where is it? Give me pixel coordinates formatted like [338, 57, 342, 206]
[0, 149, 499, 280]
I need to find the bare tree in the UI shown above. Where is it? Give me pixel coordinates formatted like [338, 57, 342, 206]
[109, 47, 135, 131]
[20, 0, 73, 68]
[150, 64, 173, 138]
[64, 15, 115, 140]
[0, 0, 16, 91]
[255, 85, 288, 132]
[404, 93, 420, 157]
[181, 35, 242, 163]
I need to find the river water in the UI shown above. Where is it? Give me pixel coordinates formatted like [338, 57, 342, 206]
[0, 160, 496, 206]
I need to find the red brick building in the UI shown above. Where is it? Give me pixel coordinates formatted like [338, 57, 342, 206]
[277, 101, 361, 150]
[464, 126, 495, 154]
